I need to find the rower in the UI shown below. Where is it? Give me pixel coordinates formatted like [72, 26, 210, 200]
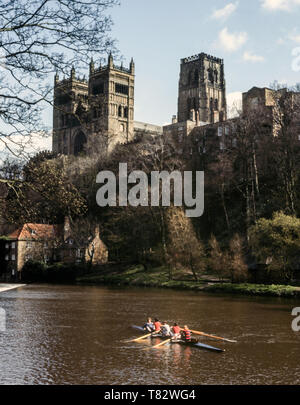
[181, 325, 192, 342]
[143, 317, 155, 332]
[154, 318, 162, 333]
[172, 323, 181, 340]
[161, 321, 171, 337]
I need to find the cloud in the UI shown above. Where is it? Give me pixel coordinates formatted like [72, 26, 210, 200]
[288, 33, 300, 43]
[277, 37, 285, 45]
[243, 51, 265, 62]
[212, 2, 239, 20]
[227, 92, 243, 118]
[215, 27, 248, 52]
[261, 0, 300, 11]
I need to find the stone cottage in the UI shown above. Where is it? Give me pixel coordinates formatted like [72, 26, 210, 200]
[3, 219, 108, 279]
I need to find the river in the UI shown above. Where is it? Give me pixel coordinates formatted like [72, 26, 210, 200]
[0, 284, 299, 385]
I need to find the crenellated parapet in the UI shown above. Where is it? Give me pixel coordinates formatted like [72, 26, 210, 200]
[181, 53, 223, 65]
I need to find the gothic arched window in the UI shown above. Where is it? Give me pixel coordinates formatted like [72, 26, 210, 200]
[193, 98, 197, 110]
[188, 70, 193, 85]
[187, 98, 191, 119]
[124, 107, 128, 119]
[194, 70, 199, 84]
[214, 70, 218, 83]
[74, 131, 87, 156]
[118, 105, 122, 117]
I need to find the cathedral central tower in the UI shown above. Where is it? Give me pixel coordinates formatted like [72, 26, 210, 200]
[177, 53, 227, 124]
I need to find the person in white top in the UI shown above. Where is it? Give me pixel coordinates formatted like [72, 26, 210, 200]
[161, 321, 171, 337]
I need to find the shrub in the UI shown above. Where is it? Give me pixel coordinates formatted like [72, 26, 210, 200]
[22, 260, 47, 282]
[249, 212, 300, 283]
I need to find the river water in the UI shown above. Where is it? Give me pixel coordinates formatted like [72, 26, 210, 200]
[0, 284, 299, 385]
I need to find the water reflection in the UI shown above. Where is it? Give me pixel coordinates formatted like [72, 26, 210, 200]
[0, 284, 299, 385]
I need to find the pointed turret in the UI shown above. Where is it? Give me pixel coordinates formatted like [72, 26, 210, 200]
[108, 52, 113, 69]
[130, 57, 135, 74]
[71, 66, 75, 80]
[89, 58, 95, 75]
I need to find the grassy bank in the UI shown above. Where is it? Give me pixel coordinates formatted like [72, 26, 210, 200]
[204, 283, 300, 298]
[77, 265, 206, 291]
[76, 265, 300, 298]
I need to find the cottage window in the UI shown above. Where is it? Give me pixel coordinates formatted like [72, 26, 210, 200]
[76, 249, 83, 258]
[26, 241, 32, 248]
[5, 243, 9, 249]
[11, 242, 15, 249]
[11, 254, 15, 261]
[218, 127, 223, 137]
[5, 255, 9, 261]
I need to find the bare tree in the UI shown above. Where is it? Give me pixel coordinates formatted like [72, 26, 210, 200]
[0, 0, 119, 158]
[208, 234, 230, 282]
[228, 234, 248, 283]
[268, 84, 300, 215]
[166, 207, 206, 281]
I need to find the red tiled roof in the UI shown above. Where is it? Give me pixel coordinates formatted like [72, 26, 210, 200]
[8, 223, 60, 241]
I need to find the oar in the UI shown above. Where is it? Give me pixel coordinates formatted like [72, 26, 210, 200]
[130, 332, 153, 342]
[152, 338, 171, 349]
[184, 329, 237, 343]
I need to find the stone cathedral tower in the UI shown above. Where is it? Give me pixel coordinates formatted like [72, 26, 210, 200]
[53, 54, 135, 156]
[177, 53, 227, 124]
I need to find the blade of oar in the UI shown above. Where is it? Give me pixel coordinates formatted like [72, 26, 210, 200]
[131, 325, 144, 332]
[187, 329, 237, 343]
[152, 338, 171, 349]
[130, 333, 153, 342]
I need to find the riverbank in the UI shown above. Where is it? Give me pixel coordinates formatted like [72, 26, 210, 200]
[76, 265, 300, 298]
[0, 284, 26, 294]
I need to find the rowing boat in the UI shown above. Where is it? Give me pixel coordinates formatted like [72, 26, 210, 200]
[132, 325, 225, 353]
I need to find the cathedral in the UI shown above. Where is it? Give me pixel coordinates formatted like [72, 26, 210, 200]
[52, 51, 275, 156]
[52, 53, 162, 156]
